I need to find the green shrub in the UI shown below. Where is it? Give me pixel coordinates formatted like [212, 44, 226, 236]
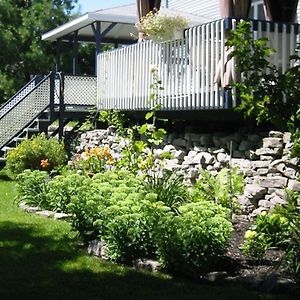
[157, 201, 233, 275]
[145, 171, 190, 214]
[242, 191, 300, 280]
[16, 169, 50, 209]
[46, 172, 88, 212]
[194, 168, 244, 214]
[6, 134, 67, 176]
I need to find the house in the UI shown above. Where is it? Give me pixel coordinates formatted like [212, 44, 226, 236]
[0, 1, 299, 163]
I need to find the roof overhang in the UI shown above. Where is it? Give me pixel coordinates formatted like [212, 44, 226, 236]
[42, 4, 212, 44]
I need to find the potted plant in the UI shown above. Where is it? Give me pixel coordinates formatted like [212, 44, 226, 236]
[137, 10, 188, 42]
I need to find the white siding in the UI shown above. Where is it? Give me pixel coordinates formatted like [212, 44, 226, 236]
[162, 0, 300, 22]
[162, 0, 220, 20]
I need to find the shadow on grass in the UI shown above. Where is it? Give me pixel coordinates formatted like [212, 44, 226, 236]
[0, 221, 290, 300]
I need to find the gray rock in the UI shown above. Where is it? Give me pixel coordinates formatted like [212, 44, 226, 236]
[260, 155, 275, 161]
[133, 259, 161, 272]
[188, 168, 199, 179]
[204, 271, 229, 283]
[270, 195, 286, 206]
[36, 210, 55, 218]
[260, 176, 288, 189]
[244, 184, 268, 204]
[256, 147, 283, 157]
[283, 132, 292, 144]
[231, 158, 251, 169]
[173, 150, 185, 160]
[251, 161, 271, 169]
[287, 179, 300, 192]
[87, 240, 107, 259]
[269, 131, 284, 138]
[163, 144, 176, 153]
[216, 153, 229, 164]
[258, 200, 272, 208]
[54, 212, 70, 220]
[263, 137, 283, 148]
[251, 207, 267, 217]
[192, 152, 214, 165]
[256, 168, 269, 176]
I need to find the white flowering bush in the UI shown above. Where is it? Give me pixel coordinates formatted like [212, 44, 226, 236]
[137, 11, 188, 42]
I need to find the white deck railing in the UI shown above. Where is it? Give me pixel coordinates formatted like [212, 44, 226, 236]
[97, 18, 299, 111]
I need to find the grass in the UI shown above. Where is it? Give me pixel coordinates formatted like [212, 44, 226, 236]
[0, 180, 293, 300]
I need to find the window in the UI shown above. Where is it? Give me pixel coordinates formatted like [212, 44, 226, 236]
[249, 0, 265, 20]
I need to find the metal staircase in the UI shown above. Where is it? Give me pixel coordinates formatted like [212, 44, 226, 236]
[0, 72, 97, 168]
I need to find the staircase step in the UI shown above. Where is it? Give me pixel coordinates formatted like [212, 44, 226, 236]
[12, 137, 26, 142]
[23, 127, 40, 133]
[2, 146, 13, 153]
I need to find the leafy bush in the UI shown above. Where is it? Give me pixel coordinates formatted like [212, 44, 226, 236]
[6, 134, 67, 176]
[157, 201, 233, 274]
[98, 110, 127, 133]
[46, 172, 88, 212]
[16, 169, 50, 209]
[242, 191, 300, 280]
[228, 21, 300, 133]
[194, 168, 244, 213]
[145, 171, 190, 214]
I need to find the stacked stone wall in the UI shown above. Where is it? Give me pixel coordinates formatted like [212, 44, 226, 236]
[76, 127, 299, 216]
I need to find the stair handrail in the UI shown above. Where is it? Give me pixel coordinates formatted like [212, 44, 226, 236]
[0, 72, 52, 121]
[0, 75, 44, 117]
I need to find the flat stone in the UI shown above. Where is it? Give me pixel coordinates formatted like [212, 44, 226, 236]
[231, 158, 251, 169]
[287, 179, 300, 192]
[260, 155, 275, 161]
[258, 200, 272, 208]
[22, 205, 41, 213]
[54, 212, 70, 220]
[263, 137, 283, 148]
[216, 152, 229, 164]
[204, 271, 229, 283]
[283, 132, 292, 144]
[87, 240, 107, 259]
[163, 144, 176, 153]
[260, 176, 288, 189]
[270, 195, 286, 206]
[269, 131, 284, 138]
[244, 184, 268, 204]
[173, 150, 185, 160]
[256, 168, 269, 176]
[256, 147, 283, 156]
[36, 210, 55, 218]
[251, 207, 267, 217]
[251, 160, 271, 169]
[192, 152, 214, 165]
[133, 259, 161, 272]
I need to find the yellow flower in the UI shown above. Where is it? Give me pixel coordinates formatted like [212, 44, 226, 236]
[103, 146, 111, 157]
[91, 147, 101, 157]
[40, 159, 50, 169]
[245, 230, 257, 240]
[260, 211, 267, 217]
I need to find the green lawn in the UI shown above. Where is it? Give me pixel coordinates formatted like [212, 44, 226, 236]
[0, 180, 292, 300]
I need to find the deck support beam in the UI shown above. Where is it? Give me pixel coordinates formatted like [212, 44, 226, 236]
[72, 31, 79, 75]
[56, 38, 62, 72]
[95, 21, 102, 75]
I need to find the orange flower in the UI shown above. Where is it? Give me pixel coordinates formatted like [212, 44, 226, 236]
[40, 159, 50, 168]
[91, 147, 101, 157]
[103, 146, 110, 157]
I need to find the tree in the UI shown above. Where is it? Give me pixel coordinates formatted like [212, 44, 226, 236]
[0, 0, 78, 104]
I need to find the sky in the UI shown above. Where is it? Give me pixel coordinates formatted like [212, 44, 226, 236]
[76, 0, 134, 13]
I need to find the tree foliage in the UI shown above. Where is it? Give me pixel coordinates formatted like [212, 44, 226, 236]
[0, 0, 78, 103]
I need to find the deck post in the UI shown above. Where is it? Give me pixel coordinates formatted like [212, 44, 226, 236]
[58, 72, 65, 139]
[72, 31, 79, 75]
[95, 21, 102, 75]
[49, 72, 55, 135]
[56, 38, 62, 72]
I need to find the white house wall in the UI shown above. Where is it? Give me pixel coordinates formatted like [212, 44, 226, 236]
[162, 0, 300, 22]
